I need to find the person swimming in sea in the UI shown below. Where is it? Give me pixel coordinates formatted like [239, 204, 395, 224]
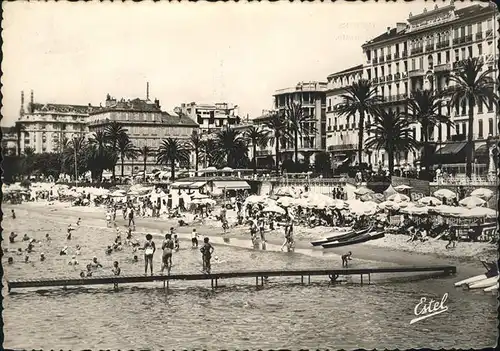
[341, 251, 352, 268]
[9, 232, 17, 244]
[112, 261, 121, 276]
[26, 240, 35, 253]
[106, 246, 113, 255]
[22, 234, 30, 241]
[68, 255, 79, 266]
[45, 233, 51, 241]
[142, 234, 156, 276]
[60, 246, 69, 256]
[133, 255, 138, 262]
[90, 256, 103, 269]
[11, 209, 16, 219]
[40, 253, 46, 262]
[24, 255, 30, 263]
[161, 233, 174, 275]
[85, 264, 93, 277]
[75, 245, 81, 255]
[16, 248, 23, 256]
[173, 234, 180, 252]
[76, 217, 81, 226]
[200, 237, 214, 274]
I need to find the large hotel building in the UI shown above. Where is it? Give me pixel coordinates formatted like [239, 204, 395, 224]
[326, 1, 498, 170]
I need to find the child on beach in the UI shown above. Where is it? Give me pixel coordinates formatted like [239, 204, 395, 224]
[200, 237, 215, 274]
[106, 212, 112, 228]
[67, 224, 75, 240]
[68, 255, 79, 265]
[341, 252, 352, 267]
[90, 256, 103, 269]
[173, 234, 180, 251]
[112, 261, 121, 276]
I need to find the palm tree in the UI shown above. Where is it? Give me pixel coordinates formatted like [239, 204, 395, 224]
[88, 131, 114, 181]
[104, 121, 128, 179]
[200, 138, 217, 168]
[365, 109, 418, 175]
[336, 79, 384, 165]
[188, 131, 203, 176]
[22, 147, 36, 176]
[156, 138, 190, 181]
[407, 89, 453, 176]
[244, 126, 270, 174]
[263, 111, 291, 173]
[445, 57, 498, 178]
[284, 101, 316, 164]
[117, 134, 139, 179]
[62, 136, 88, 179]
[138, 146, 153, 181]
[213, 127, 249, 168]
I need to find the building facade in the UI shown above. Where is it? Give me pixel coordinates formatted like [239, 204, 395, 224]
[16, 90, 95, 154]
[1, 127, 18, 156]
[88, 95, 198, 175]
[326, 1, 498, 171]
[178, 102, 240, 136]
[325, 65, 364, 167]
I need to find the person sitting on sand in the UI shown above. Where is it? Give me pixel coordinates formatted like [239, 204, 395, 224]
[341, 251, 352, 267]
[22, 234, 30, 241]
[40, 253, 46, 262]
[9, 232, 17, 244]
[105, 246, 113, 255]
[60, 246, 68, 256]
[11, 209, 16, 219]
[16, 248, 23, 256]
[68, 255, 79, 265]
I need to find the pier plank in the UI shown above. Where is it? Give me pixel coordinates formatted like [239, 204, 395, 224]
[7, 265, 456, 291]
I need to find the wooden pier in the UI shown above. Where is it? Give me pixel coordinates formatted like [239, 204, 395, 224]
[7, 265, 456, 292]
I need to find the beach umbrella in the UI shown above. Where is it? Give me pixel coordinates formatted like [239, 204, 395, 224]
[306, 193, 337, 207]
[394, 184, 412, 191]
[470, 188, 494, 200]
[360, 193, 374, 202]
[459, 196, 486, 208]
[401, 204, 429, 215]
[383, 184, 398, 198]
[221, 166, 233, 171]
[373, 193, 385, 202]
[418, 196, 443, 206]
[262, 204, 286, 215]
[192, 193, 210, 200]
[354, 187, 374, 196]
[378, 201, 400, 211]
[277, 196, 296, 207]
[275, 187, 297, 198]
[432, 205, 466, 217]
[245, 195, 267, 205]
[192, 198, 216, 205]
[461, 207, 497, 219]
[386, 193, 410, 203]
[433, 189, 456, 199]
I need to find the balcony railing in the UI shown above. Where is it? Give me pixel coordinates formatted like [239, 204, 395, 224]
[401, 72, 408, 79]
[436, 41, 450, 49]
[465, 34, 473, 43]
[476, 32, 483, 40]
[486, 29, 493, 37]
[453, 59, 467, 70]
[425, 44, 434, 52]
[372, 77, 378, 84]
[402, 51, 408, 58]
[372, 57, 378, 64]
[386, 74, 393, 82]
[379, 56, 385, 63]
[408, 69, 424, 77]
[394, 72, 401, 80]
[411, 47, 423, 55]
[379, 76, 386, 83]
[434, 63, 451, 72]
[452, 37, 460, 45]
[386, 54, 392, 61]
[394, 52, 400, 59]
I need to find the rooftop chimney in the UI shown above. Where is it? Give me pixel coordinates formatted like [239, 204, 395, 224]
[146, 82, 149, 100]
[30, 90, 34, 105]
[396, 22, 406, 33]
[387, 27, 391, 35]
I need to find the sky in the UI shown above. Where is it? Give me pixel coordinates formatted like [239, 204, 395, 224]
[1, 0, 472, 126]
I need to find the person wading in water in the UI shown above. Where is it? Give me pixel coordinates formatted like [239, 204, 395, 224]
[200, 237, 215, 274]
[341, 251, 352, 267]
[161, 233, 174, 275]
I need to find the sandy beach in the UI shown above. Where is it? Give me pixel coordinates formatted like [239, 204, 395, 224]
[6, 202, 497, 268]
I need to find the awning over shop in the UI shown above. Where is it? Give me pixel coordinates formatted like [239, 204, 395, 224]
[435, 142, 467, 155]
[189, 181, 207, 189]
[213, 180, 250, 190]
[171, 181, 193, 189]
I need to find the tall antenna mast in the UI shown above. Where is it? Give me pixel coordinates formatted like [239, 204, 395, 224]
[146, 82, 149, 100]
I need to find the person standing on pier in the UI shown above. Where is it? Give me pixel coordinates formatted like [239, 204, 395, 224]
[161, 233, 174, 275]
[200, 237, 215, 274]
[143, 234, 156, 276]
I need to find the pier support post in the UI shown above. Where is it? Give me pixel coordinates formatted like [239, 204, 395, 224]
[256, 276, 258, 288]
[301, 275, 304, 285]
[308, 275, 311, 285]
[368, 273, 371, 285]
[215, 278, 218, 288]
[360, 274, 363, 286]
[260, 276, 264, 286]
[211, 279, 214, 289]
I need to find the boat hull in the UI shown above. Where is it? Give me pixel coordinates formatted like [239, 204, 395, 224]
[322, 232, 385, 249]
[454, 274, 487, 287]
[468, 276, 499, 289]
[484, 283, 498, 292]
